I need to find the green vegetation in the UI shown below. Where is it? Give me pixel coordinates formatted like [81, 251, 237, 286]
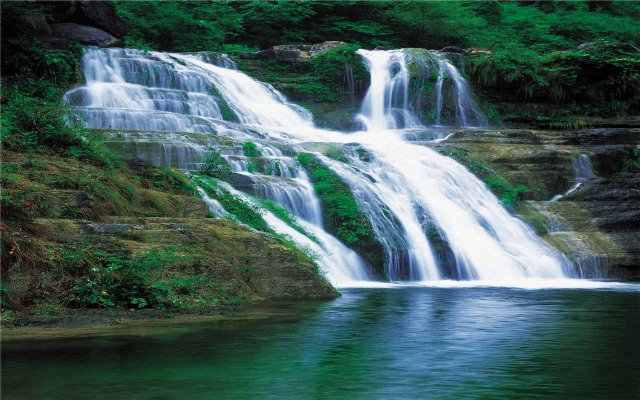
[483, 177, 531, 207]
[310, 44, 369, 94]
[108, 1, 640, 124]
[209, 86, 237, 122]
[67, 247, 178, 309]
[258, 199, 320, 245]
[297, 153, 384, 274]
[112, 1, 243, 51]
[194, 172, 319, 244]
[235, 59, 340, 103]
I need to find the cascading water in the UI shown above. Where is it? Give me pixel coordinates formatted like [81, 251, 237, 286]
[66, 46, 572, 286]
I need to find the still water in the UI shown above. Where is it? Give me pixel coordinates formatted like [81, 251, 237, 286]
[2, 286, 639, 399]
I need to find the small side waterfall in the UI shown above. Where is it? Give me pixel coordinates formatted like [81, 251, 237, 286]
[549, 154, 596, 202]
[66, 46, 574, 286]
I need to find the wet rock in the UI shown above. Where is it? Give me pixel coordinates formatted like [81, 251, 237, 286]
[228, 172, 255, 190]
[74, 1, 129, 38]
[46, 23, 120, 48]
[560, 128, 640, 145]
[271, 44, 312, 62]
[557, 174, 640, 273]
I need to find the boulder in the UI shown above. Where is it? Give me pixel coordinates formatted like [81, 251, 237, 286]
[75, 1, 129, 38]
[271, 44, 312, 62]
[439, 46, 465, 54]
[577, 42, 639, 53]
[464, 47, 493, 56]
[46, 23, 120, 48]
[309, 41, 348, 55]
[49, 1, 129, 38]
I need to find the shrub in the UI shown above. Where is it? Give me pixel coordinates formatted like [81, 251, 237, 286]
[67, 248, 177, 309]
[1, 83, 85, 154]
[242, 141, 261, 157]
[201, 146, 232, 179]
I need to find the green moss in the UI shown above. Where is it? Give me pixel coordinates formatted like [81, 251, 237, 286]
[297, 153, 373, 245]
[624, 145, 640, 172]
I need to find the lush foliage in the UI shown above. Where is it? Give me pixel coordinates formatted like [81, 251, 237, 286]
[0, 3, 121, 165]
[467, 41, 640, 116]
[112, 0, 243, 51]
[310, 44, 369, 94]
[195, 174, 271, 233]
[112, 1, 639, 54]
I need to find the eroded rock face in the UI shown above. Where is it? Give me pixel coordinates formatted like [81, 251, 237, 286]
[439, 46, 464, 54]
[46, 23, 120, 48]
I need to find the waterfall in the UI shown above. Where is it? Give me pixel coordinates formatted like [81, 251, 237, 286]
[66, 46, 572, 285]
[346, 49, 568, 280]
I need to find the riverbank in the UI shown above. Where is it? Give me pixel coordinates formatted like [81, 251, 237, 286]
[1, 300, 319, 333]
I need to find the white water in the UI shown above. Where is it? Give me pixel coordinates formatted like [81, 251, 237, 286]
[67, 47, 573, 286]
[347, 50, 567, 280]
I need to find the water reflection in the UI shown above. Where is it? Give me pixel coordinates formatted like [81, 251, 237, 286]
[3, 287, 639, 399]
